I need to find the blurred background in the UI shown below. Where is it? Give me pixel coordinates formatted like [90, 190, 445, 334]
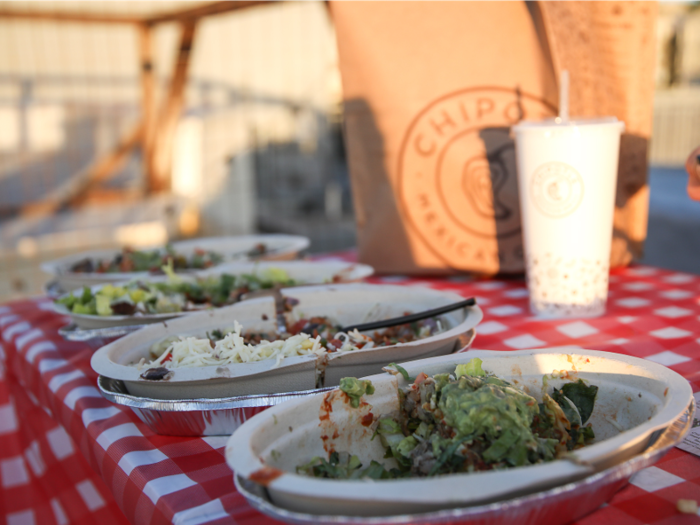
[0, 0, 698, 302]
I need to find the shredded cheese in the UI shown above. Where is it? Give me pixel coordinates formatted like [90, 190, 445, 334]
[144, 320, 364, 370]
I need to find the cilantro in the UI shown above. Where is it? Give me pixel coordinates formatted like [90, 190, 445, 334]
[387, 362, 414, 383]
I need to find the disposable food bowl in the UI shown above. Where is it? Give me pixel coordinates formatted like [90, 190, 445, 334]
[41, 234, 310, 292]
[233, 407, 693, 525]
[95, 330, 476, 437]
[225, 348, 693, 517]
[54, 260, 374, 330]
[90, 283, 483, 400]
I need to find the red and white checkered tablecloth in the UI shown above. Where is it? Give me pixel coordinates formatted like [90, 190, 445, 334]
[1, 260, 700, 525]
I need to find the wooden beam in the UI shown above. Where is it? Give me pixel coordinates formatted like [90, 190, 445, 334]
[138, 23, 158, 193]
[146, 1, 274, 25]
[0, 1, 275, 26]
[0, 9, 140, 25]
[147, 19, 197, 193]
[22, 123, 144, 216]
[72, 188, 143, 206]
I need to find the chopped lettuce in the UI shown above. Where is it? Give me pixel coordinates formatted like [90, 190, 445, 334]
[259, 267, 291, 283]
[80, 286, 92, 305]
[95, 294, 113, 316]
[296, 451, 403, 480]
[374, 417, 406, 454]
[72, 303, 94, 315]
[56, 293, 77, 310]
[55, 269, 300, 317]
[129, 289, 150, 304]
[376, 418, 401, 436]
[395, 436, 418, 457]
[454, 357, 485, 378]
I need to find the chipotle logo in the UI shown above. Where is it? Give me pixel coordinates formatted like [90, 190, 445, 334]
[531, 161, 584, 218]
[398, 87, 556, 271]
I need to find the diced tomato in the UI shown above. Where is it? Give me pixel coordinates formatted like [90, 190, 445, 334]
[163, 353, 173, 362]
[360, 412, 374, 427]
[119, 258, 135, 272]
[414, 372, 428, 385]
[290, 319, 308, 335]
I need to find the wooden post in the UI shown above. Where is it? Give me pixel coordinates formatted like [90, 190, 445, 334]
[148, 19, 198, 193]
[138, 23, 157, 192]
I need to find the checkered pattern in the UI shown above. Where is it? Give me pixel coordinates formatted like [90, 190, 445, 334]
[0, 260, 699, 524]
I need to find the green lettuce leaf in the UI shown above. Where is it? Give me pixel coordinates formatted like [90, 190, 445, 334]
[455, 358, 485, 378]
[559, 379, 598, 424]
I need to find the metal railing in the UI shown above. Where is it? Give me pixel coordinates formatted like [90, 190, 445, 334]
[650, 87, 700, 166]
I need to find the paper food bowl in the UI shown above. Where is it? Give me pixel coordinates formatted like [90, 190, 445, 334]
[172, 235, 310, 262]
[96, 329, 475, 438]
[54, 261, 374, 329]
[42, 234, 310, 292]
[226, 348, 693, 517]
[90, 283, 483, 400]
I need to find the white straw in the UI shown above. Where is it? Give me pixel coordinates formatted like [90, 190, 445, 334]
[559, 69, 570, 122]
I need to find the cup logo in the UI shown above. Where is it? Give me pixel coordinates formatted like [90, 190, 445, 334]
[530, 162, 584, 217]
[397, 87, 556, 270]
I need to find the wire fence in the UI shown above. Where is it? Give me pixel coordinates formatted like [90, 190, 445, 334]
[0, 2, 355, 302]
[650, 88, 700, 167]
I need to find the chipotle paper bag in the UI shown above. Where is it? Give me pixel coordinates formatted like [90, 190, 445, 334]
[331, 1, 656, 275]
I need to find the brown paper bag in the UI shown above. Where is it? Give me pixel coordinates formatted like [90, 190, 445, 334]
[331, 1, 657, 275]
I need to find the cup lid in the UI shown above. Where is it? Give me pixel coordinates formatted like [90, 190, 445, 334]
[512, 116, 625, 133]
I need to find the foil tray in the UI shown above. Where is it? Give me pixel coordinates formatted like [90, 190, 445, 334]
[44, 280, 64, 298]
[98, 375, 334, 436]
[234, 401, 694, 525]
[96, 328, 476, 436]
[60, 322, 148, 342]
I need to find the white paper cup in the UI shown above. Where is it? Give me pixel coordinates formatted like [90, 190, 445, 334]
[512, 117, 625, 317]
